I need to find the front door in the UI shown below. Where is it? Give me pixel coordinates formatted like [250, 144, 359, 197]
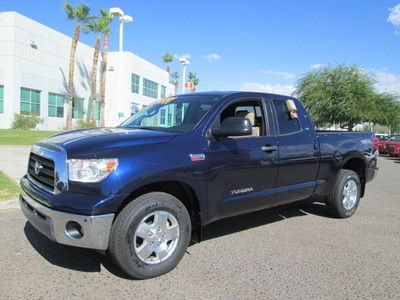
[205, 98, 279, 222]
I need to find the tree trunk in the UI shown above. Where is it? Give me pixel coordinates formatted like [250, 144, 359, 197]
[166, 63, 170, 74]
[99, 31, 109, 127]
[348, 122, 354, 132]
[66, 24, 80, 130]
[174, 82, 179, 95]
[89, 36, 101, 124]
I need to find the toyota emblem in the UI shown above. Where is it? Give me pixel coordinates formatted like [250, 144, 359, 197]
[34, 161, 43, 175]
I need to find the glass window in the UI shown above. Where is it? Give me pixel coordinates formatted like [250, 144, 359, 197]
[160, 85, 166, 99]
[48, 93, 65, 118]
[0, 85, 3, 114]
[143, 78, 159, 99]
[273, 99, 301, 134]
[87, 100, 100, 120]
[72, 97, 84, 119]
[20, 88, 41, 115]
[131, 74, 140, 94]
[120, 95, 221, 133]
[131, 102, 140, 116]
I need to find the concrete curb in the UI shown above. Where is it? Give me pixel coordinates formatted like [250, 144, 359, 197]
[0, 199, 19, 210]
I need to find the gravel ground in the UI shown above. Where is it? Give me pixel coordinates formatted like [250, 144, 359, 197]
[0, 156, 399, 299]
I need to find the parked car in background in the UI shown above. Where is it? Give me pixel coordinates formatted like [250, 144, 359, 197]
[393, 147, 400, 158]
[384, 136, 400, 156]
[375, 134, 390, 141]
[378, 135, 397, 154]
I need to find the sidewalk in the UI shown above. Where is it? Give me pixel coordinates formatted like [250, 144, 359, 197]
[0, 146, 31, 182]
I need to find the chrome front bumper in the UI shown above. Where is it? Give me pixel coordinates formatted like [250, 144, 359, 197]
[20, 190, 114, 250]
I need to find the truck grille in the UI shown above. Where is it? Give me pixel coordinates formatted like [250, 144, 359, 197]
[28, 152, 55, 192]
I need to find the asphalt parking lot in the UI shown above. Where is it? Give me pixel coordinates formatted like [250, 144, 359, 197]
[0, 156, 399, 299]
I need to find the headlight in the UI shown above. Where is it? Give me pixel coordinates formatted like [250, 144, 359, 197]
[68, 158, 118, 183]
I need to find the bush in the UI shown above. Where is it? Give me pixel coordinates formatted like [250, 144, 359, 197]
[12, 113, 43, 130]
[76, 119, 97, 129]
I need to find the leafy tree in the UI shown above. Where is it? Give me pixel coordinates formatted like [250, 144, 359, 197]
[295, 65, 377, 131]
[98, 9, 113, 127]
[163, 53, 174, 74]
[373, 93, 400, 133]
[62, 3, 91, 130]
[188, 72, 200, 92]
[170, 71, 180, 95]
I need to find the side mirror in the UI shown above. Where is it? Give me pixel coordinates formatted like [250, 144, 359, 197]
[212, 117, 253, 137]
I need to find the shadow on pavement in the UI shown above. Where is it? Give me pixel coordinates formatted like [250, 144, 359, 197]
[202, 198, 329, 241]
[23, 222, 131, 279]
[23, 198, 329, 278]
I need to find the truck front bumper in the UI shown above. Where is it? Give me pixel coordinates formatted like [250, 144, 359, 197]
[20, 190, 114, 250]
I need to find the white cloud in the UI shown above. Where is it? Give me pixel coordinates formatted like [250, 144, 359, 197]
[373, 70, 400, 94]
[203, 53, 221, 62]
[310, 63, 324, 70]
[261, 70, 294, 79]
[175, 53, 192, 60]
[388, 4, 400, 26]
[239, 82, 295, 95]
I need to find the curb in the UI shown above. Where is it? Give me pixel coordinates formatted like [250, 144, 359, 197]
[0, 199, 20, 210]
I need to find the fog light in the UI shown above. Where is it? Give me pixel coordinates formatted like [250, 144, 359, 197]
[65, 221, 84, 240]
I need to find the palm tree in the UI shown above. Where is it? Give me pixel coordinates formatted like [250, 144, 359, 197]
[188, 72, 200, 92]
[163, 53, 174, 74]
[170, 72, 180, 95]
[98, 9, 113, 127]
[63, 3, 91, 130]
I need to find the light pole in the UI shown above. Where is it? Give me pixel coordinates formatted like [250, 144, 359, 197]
[179, 57, 190, 94]
[109, 7, 133, 52]
[109, 7, 133, 121]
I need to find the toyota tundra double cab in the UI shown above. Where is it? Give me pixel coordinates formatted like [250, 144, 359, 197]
[20, 92, 378, 279]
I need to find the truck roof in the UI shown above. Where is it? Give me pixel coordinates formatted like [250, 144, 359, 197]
[177, 91, 293, 98]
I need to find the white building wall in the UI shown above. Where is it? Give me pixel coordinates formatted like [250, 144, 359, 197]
[0, 11, 175, 130]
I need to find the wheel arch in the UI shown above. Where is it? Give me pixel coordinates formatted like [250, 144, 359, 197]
[116, 180, 203, 242]
[341, 156, 367, 197]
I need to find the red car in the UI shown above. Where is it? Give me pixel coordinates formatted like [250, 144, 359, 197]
[384, 135, 400, 156]
[394, 147, 400, 158]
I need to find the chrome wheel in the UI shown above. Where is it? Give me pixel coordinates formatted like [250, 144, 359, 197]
[342, 179, 358, 210]
[133, 210, 180, 265]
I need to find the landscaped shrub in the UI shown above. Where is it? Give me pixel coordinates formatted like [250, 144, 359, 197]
[12, 113, 43, 130]
[76, 119, 97, 129]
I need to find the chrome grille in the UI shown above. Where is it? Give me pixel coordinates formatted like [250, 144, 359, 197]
[28, 152, 55, 192]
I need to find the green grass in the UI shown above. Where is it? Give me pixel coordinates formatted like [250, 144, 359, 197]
[0, 129, 61, 145]
[0, 171, 20, 201]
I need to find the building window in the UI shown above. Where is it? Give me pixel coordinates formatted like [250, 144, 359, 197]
[88, 100, 100, 120]
[20, 87, 41, 115]
[160, 108, 166, 125]
[143, 78, 159, 99]
[131, 102, 140, 116]
[160, 85, 166, 99]
[72, 97, 84, 119]
[48, 93, 65, 118]
[131, 74, 140, 94]
[0, 85, 3, 114]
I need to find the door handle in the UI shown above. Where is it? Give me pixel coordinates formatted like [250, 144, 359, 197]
[261, 145, 278, 152]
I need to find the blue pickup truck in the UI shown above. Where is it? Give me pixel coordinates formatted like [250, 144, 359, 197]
[20, 91, 378, 279]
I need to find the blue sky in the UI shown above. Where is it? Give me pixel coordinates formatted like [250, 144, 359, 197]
[2, 0, 400, 94]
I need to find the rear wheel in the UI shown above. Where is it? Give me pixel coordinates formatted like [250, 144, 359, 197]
[109, 192, 191, 279]
[326, 169, 361, 218]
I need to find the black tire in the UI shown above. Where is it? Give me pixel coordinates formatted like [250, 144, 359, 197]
[326, 169, 361, 218]
[109, 192, 191, 279]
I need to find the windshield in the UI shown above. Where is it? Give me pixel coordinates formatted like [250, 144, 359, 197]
[388, 136, 400, 141]
[120, 95, 222, 133]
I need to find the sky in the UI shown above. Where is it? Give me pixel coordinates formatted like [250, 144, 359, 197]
[2, 0, 400, 95]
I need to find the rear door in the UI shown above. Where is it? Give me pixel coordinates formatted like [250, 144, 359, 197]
[205, 97, 279, 221]
[271, 98, 320, 204]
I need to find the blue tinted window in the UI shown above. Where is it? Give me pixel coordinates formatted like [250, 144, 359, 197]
[273, 99, 301, 134]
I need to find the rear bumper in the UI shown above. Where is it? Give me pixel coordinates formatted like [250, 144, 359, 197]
[20, 190, 114, 250]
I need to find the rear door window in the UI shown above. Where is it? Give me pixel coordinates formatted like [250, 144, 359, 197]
[272, 99, 301, 135]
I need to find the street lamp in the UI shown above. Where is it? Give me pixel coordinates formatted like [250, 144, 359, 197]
[109, 7, 133, 51]
[179, 57, 190, 94]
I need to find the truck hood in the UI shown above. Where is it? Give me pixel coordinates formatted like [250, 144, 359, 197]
[39, 127, 177, 157]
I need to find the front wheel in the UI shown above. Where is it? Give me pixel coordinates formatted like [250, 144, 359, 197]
[109, 192, 191, 279]
[326, 169, 361, 218]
